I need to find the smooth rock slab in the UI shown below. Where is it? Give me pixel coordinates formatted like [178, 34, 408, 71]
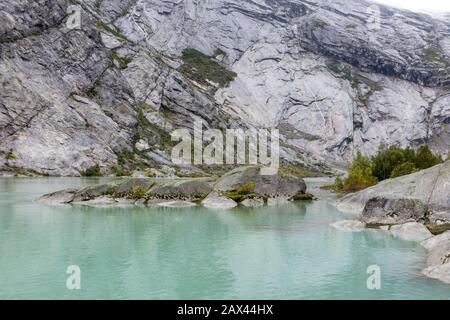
[37, 189, 77, 205]
[202, 194, 237, 210]
[423, 264, 450, 284]
[361, 197, 429, 225]
[330, 220, 366, 232]
[390, 222, 433, 242]
[421, 231, 450, 251]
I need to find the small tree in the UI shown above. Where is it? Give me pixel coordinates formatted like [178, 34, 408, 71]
[414, 145, 442, 170]
[343, 153, 378, 192]
[390, 162, 419, 178]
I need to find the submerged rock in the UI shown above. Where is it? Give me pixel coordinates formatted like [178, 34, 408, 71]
[389, 222, 433, 242]
[330, 220, 366, 232]
[267, 198, 290, 206]
[157, 201, 197, 208]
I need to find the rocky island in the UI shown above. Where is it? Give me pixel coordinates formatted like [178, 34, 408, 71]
[38, 166, 311, 209]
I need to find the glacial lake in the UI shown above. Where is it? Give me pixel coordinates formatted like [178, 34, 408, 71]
[0, 177, 449, 300]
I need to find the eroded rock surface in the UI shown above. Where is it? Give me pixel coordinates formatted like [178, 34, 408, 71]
[1, 0, 449, 175]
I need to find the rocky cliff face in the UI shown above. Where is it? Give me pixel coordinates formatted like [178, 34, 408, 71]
[0, 0, 449, 176]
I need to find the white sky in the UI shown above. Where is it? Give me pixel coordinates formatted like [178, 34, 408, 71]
[373, 0, 450, 13]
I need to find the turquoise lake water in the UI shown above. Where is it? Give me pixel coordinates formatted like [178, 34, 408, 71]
[0, 177, 449, 300]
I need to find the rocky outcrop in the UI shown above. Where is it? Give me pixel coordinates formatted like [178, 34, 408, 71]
[389, 222, 433, 242]
[1, 0, 449, 175]
[37, 166, 311, 208]
[214, 166, 307, 200]
[361, 197, 430, 226]
[336, 162, 450, 224]
[422, 239, 450, 284]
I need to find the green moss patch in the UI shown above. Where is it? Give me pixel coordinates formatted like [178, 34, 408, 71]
[179, 48, 237, 88]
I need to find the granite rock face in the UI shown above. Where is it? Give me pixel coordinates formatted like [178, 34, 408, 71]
[1, 0, 450, 175]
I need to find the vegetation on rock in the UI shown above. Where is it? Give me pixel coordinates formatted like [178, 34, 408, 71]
[81, 164, 102, 177]
[334, 145, 443, 192]
[179, 48, 237, 88]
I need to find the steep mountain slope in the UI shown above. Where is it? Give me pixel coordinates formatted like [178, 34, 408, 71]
[0, 0, 449, 176]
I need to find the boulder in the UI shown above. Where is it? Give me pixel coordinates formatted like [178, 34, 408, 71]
[421, 231, 450, 251]
[423, 240, 450, 284]
[213, 166, 307, 201]
[202, 193, 238, 210]
[148, 179, 213, 201]
[330, 220, 366, 232]
[37, 188, 77, 205]
[361, 197, 429, 226]
[389, 222, 433, 242]
[241, 198, 265, 208]
[423, 264, 450, 285]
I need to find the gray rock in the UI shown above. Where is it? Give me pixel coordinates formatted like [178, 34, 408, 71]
[241, 198, 265, 208]
[422, 231, 450, 251]
[390, 222, 433, 242]
[214, 166, 307, 200]
[73, 183, 118, 202]
[361, 197, 429, 226]
[115, 178, 154, 196]
[337, 161, 450, 217]
[423, 264, 450, 285]
[201, 193, 238, 210]
[148, 179, 213, 201]
[37, 188, 77, 205]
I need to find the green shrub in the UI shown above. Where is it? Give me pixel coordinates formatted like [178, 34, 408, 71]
[342, 153, 378, 192]
[222, 182, 257, 202]
[338, 145, 443, 192]
[390, 162, 419, 178]
[130, 186, 147, 200]
[414, 145, 443, 170]
[82, 165, 102, 177]
[372, 145, 415, 181]
[334, 174, 344, 191]
[179, 48, 237, 88]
